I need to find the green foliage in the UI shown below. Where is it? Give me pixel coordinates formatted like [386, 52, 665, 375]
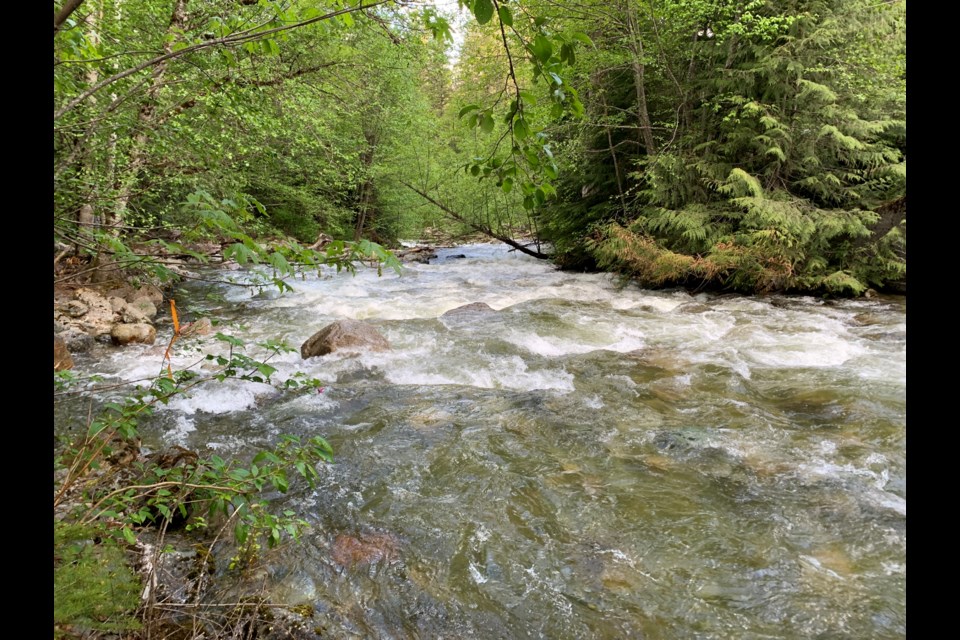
[53, 0, 904, 295]
[531, 0, 904, 294]
[54, 522, 142, 637]
[54, 335, 339, 635]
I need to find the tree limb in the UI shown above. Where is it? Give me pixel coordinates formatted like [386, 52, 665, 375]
[54, 0, 85, 34]
[402, 182, 552, 260]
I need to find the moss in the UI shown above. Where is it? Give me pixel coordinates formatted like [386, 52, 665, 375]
[54, 522, 142, 638]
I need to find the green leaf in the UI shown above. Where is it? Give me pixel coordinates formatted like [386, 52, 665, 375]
[501, 177, 514, 194]
[498, 6, 513, 26]
[473, 0, 494, 25]
[480, 112, 495, 133]
[257, 363, 277, 379]
[531, 35, 553, 63]
[262, 39, 280, 56]
[513, 118, 530, 141]
[458, 104, 481, 118]
[518, 90, 538, 106]
[570, 32, 594, 46]
[214, 332, 244, 347]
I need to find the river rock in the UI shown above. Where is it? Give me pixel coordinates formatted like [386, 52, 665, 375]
[121, 303, 152, 325]
[396, 245, 437, 264]
[61, 299, 89, 318]
[109, 296, 128, 313]
[129, 286, 164, 307]
[112, 323, 157, 345]
[300, 319, 390, 358]
[180, 317, 213, 338]
[54, 335, 74, 371]
[74, 288, 120, 337]
[331, 531, 400, 568]
[129, 297, 158, 319]
[60, 327, 95, 353]
[441, 302, 497, 316]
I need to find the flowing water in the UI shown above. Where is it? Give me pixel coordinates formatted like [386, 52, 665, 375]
[58, 243, 906, 639]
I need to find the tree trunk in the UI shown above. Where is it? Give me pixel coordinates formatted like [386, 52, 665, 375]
[353, 127, 379, 241]
[626, 3, 657, 156]
[76, 0, 104, 247]
[600, 89, 627, 212]
[109, 0, 189, 229]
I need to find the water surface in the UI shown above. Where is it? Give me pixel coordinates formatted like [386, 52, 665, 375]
[60, 243, 906, 638]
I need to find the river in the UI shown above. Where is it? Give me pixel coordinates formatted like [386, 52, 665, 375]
[59, 242, 906, 638]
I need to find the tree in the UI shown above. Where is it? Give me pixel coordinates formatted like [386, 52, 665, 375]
[522, 0, 905, 294]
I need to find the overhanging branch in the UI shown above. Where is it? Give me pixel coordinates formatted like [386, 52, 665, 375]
[402, 182, 552, 260]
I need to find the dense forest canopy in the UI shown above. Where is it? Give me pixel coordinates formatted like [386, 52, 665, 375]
[54, 0, 905, 295]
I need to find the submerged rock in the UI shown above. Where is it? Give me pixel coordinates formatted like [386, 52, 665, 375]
[331, 531, 400, 568]
[441, 302, 497, 317]
[300, 319, 390, 358]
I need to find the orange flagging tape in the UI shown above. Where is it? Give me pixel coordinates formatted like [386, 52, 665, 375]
[163, 299, 182, 380]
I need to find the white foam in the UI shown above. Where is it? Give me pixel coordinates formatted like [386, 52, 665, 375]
[163, 379, 278, 414]
[164, 415, 196, 445]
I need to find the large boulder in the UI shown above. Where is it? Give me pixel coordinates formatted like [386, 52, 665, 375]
[111, 323, 157, 345]
[300, 319, 390, 358]
[54, 336, 74, 371]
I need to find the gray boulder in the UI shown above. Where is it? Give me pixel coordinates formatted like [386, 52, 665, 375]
[301, 319, 390, 358]
[61, 327, 96, 353]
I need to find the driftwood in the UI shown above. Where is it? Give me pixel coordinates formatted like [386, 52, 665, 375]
[394, 245, 437, 263]
[309, 232, 334, 251]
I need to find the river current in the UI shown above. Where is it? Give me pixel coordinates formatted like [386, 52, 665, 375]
[59, 243, 906, 638]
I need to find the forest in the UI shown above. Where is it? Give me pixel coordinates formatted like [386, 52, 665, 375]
[54, 1, 906, 637]
[55, 0, 905, 296]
